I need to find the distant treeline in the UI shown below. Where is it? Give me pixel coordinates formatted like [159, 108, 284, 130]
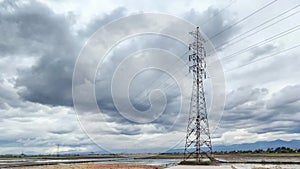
[1, 147, 300, 157]
[214, 147, 300, 154]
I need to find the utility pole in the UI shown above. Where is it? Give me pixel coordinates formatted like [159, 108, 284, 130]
[184, 27, 213, 163]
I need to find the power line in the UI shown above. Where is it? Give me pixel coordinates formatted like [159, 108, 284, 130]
[132, 2, 299, 106]
[131, 70, 191, 110]
[214, 4, 300, 50]
[152, 43, 300, 103]
[132, 64, 191, 110]
[225, 43, 300, 72]
[221, 24, 300, 61]
[147, 20, 300, 99]
[146, 25, 300, 96]
[208, 0, 278, 40]
[137, 4, 300, 113]
[132, 50, 189, 101]
[210, 7, 300, 52]
[158, 2, 296, 93]
[147, 71, 190, 96]
[134, 61, 190, 103]
[131, 1, 287, 102]
[153, 37, 300, 96]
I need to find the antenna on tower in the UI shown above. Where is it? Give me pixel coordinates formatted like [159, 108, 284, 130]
[182, 27, 213, 164]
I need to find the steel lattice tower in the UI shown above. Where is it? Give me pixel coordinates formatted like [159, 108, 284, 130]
[184, 27, 213, 162]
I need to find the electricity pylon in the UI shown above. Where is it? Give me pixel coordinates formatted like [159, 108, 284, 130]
[183, 27, 213, 163]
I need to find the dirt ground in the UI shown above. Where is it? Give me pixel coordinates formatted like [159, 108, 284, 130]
[16, 164, 163, 169]
[15, 164, 296, 169]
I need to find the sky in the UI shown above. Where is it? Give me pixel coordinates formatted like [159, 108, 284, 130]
[1, 0, 300, 155]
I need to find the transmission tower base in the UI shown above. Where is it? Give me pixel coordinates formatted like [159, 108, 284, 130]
[179, 158, 219, 166]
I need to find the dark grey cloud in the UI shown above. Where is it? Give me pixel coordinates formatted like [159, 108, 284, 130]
[267, 84, 300, 109]
[85, 7, 239, 135]
[0, 0, 249, 143]
[221, 85, 300, 136]
[225, 86, 268, 110]
[226, 52, 300, 91]
[240, 43, 278, 62]
[251, 44, 277, 57]
[0, 0, 72, 57]
[2, 0, 299, 152]
[117, 126, 141, 135]
[0, 0, 77, 106]
[94, 36, 185, 125]
[0, 0, 126, 106]
[0, 1, 300, 155]
[1, 0, 238, 111]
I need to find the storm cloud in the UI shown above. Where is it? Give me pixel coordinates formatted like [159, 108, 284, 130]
[0, 0, 300, 154]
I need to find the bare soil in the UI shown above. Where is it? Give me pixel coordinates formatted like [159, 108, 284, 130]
[16, 164, 163, 169]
